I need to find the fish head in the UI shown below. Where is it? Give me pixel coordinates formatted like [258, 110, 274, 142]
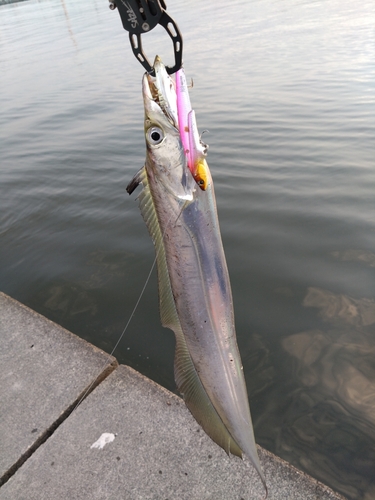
[142, 57, 195, 201]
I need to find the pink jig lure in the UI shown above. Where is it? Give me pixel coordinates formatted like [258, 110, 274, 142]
[175, 68, 209, 190]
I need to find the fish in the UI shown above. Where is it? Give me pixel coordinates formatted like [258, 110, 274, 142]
[127, 56, 267, 494]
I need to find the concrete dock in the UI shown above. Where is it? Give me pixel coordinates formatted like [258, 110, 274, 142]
[0, 291, 346, 499]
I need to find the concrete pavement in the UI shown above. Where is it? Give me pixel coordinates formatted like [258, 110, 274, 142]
[0, 292, 346, 499]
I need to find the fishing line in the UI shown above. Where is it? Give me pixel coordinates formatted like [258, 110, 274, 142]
[71, 242, 158, 413]
[71, 200, 186, 413]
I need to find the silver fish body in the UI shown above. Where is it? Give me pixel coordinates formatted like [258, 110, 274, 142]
[127, 57, 266, 492]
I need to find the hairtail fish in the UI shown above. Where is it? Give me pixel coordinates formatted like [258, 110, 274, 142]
[127, 56, 267, 496]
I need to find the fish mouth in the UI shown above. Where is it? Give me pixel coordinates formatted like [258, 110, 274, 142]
[142, 56, 210, 192]
[142, 56, 178, 128]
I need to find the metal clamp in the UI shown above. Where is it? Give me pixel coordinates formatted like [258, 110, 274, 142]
[109, 0, 183, 75]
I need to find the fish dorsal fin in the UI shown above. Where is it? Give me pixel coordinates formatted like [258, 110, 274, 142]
[174, 331, 243, 458]
[135, 166, 178, 329]
[133, 166, 242, 457]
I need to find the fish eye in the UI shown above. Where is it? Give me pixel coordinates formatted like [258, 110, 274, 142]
[147, 127, 164, 145]
[198, 179, 205, 185]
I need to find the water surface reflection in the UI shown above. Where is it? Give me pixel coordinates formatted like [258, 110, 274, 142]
[1, 0, 375, 498]
[275, 284, 375, 498]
